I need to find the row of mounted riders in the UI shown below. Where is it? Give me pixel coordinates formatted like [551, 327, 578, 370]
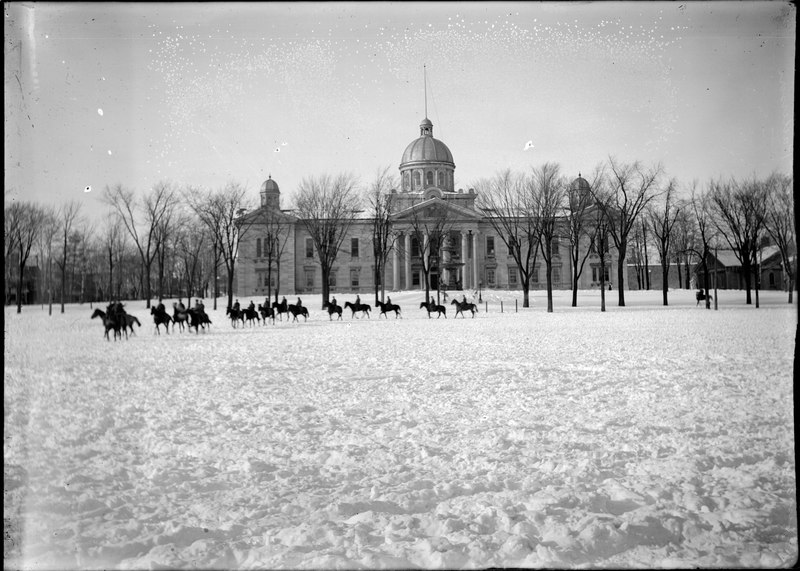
[91, 301, 211, 340]
[91, 295, 482, 340]
[226, 295, 479, 325]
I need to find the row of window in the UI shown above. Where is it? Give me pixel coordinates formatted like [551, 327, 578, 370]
[403, 170, 453, 190]
[303, 268, 366, 289]
[298, 235, 606, 262]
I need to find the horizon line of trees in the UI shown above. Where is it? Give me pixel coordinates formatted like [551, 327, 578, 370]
[5, 158, 795, 315]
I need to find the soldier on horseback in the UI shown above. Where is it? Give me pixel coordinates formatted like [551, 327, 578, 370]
[176, 298, 186, 312]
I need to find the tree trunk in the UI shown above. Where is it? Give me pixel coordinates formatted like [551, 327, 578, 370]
[545, 261, 554, 313]
[320, 265, 330, 309]
[662, 259, 669, 306]
[599, 255, 607, 312]
[676, 255, 683, 289]
[617, 243, 626, 306]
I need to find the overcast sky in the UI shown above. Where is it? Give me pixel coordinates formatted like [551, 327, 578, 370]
[5, 2, 795, 220]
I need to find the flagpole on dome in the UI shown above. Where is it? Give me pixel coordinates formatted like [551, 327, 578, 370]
[424, 63, 428, 119]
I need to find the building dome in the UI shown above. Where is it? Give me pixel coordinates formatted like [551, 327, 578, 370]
[398, 117, 456, 192]
[570, 174, 591, 193]
[260, 175, 280, 193]
[400, 136, 454, 166]
[260, 175, 280, 209]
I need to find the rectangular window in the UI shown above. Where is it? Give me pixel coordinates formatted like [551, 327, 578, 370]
[553, 266, 561, 284]
[532, 266, 539, 284]
[412, 271, 420, 286]
[487, 268, 496, 286]
[350, 269, 359, 287]
[269, 273, 276, 288]
[487, 236, 495, 257]
[305, 238, 314, 258]
[551, 236, 560, 255]
[305, 269, 314, 289]
[351, 237, 359, 258]
[508, 266, 518, 285]
[328, 270, 337, 288]
[256, 238, 262, 258]
[411, 236, 420, 257]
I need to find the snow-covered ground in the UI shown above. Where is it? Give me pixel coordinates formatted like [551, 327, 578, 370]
[4, 288, 797, 569]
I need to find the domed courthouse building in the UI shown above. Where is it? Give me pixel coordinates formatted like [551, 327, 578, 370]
[235, 117, 623, 299]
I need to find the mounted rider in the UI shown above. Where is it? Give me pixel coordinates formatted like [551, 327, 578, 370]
[331, 296, 337, 308]
[233, 299, 241, 312]
[355, 294, 361, 307]
[176, 298, 186, 312]
[248, 300, 255, 312]
[296, 297, 302, 307]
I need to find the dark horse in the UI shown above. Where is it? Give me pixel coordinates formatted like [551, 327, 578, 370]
[420, 301, 447, 318]
[186, 307, 209, 333]
[287, 303, 309, 322]
[121, 313, 142, 335]
[243, 306, 260, 326]
[376, 300, 402, 319]
[173, 304, 191, 332]
[450, 299, 478, 318]
[226, 306, 246, 328]
[91, 308, 124, 341]
[151, 306, 172, 334]
[344, 301, 371, 319]
[258, 303, 275, 324]
[322, 301, 343, 321]
[272, 299, 289, 321]
[696, 290, 713, 306]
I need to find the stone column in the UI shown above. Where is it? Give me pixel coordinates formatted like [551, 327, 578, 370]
[472, 229, 479, 289]
[461, 231, 469, 289]
[405, 232, 412, 290]
[422, 233, 429, 291]
[392, 233, 400, 291]
[442, 234, 451, 287]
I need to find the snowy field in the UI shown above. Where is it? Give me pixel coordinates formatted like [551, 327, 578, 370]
[4, 288, 797, 569]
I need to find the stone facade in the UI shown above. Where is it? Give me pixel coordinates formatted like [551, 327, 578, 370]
[235, 118, 626, 299]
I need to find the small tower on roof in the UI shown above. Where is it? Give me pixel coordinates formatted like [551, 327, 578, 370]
[260, 175, 281, 210]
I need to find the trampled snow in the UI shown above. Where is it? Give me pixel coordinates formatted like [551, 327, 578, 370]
[4, 289, 797, 569]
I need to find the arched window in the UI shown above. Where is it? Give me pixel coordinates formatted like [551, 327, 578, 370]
[256, 238, 262, 258]
[438, 171, 445, 187]
[414, 171, 421, 188]
[426, 171, 434, 187]
[404, 172, 410, 190]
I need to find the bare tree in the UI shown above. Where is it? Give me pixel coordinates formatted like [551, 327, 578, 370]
[646, 179, 682, 305]
[35, 205, 59, 315]
[763, 173, 795, 302]
[174, 218, 206, 306]
[366, 166, 398, 305]
[530, 162, 568, 313]
[189, 182, 257, 310]
[294, 173, 362, 308]
[671, 208, 697, 290]
[689, 181, 718, 309]
[709, 176, 767, 305]
[565, 168, 602, 307]
[590, 157, 664, 306]
[6, 201, 47, 312]
[152, 188, 182, 303]
[55, 201, 82, 313]
[474, 169, 540, 308]
[255, 202, 293, 305]
[406, 197, 457, 306]
[104, 182, 180, 307]
[593, 199, 612, 313]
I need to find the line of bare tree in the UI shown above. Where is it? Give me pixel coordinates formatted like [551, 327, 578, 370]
[4, 165, 794, 315]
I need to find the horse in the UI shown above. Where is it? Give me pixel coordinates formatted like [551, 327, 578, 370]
[376, 300, 402, 319]
[151, 306, 172, 334]
[696, 290, 713, 306]
[186, 307, 206, 333]
[451, 299, 478, 318]
[322, 301, 343, 321]
[172, 304, 191, 332]
[344, 301, 371, 319]
[287, 303, 309, 322]
[258, 303, 275, 324]
[243, 306, 260, 327]
[91, 308, 124, 341]
[122, 313, 142, 335]
[226, 306, 246, 328]
[420, 301, 447, 319]
[272, 299, 289, 321]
